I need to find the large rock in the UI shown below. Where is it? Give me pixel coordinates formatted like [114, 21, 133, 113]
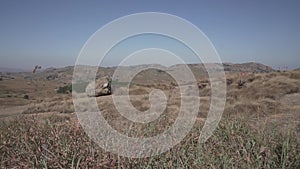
[85, 77, 111, 97]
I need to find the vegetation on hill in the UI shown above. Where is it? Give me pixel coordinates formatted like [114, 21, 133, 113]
[57, 85, 72, 94]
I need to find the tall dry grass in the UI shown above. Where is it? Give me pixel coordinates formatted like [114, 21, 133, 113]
[0, 115, 299, 168]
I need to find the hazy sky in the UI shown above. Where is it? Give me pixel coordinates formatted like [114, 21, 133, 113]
[0, 0, 299, 69]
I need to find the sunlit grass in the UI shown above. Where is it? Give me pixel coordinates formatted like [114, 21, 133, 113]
[0, 115, 299, 168]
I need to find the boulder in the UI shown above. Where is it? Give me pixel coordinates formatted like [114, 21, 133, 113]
[85, 77, 111, 97]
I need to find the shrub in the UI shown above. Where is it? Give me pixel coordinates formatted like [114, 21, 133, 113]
[57, 85, 72, 94]
[72, 82, 89, 93]
[23, 95, 29, 99]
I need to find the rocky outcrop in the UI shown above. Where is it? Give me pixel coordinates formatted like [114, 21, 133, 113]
[85, 77, 111, 97]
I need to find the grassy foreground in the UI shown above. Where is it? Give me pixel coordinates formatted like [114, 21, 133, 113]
[0, 115, 299, 168]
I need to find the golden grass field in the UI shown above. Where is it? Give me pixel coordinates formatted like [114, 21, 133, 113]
[0, 65, 299, 168]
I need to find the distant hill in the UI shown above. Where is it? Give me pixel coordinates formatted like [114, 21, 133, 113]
[2, 62, 275, 83]
[0, 67, 30, 73]
[294, 67, 300, 71]
[222, 62, 274, 72]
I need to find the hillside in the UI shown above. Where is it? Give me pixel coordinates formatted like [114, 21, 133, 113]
[1, 62, 299, 168]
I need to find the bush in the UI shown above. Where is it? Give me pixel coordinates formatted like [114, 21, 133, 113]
[72, 82, 89, 93]
[23, 95, 29, 99]
[57, 85, 72, 94]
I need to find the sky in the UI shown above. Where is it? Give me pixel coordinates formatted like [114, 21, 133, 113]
[0, 0, 299, 70]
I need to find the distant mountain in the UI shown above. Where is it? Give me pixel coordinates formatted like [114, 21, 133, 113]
[0, 62, 275, 74]
[294, 67, 300, 71]
[0, 67, 30, 72]
[222, 62, 274, 72]
[3, 62, 275, 83]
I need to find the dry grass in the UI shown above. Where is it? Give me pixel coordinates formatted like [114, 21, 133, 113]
[0, 115, 299, 168]
[1, 70, 300, 168]
[22, 95, 74, 114]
